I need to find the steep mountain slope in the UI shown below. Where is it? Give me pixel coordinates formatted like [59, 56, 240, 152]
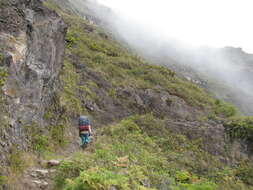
[78, 1, 253, 116]
[0, 0, 252, 189]
[43, 1, 253, 190]
[143, 46, 253, 116]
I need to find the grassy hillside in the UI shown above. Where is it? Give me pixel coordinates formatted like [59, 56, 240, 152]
[54, 115, 253, 190]
[21, 1, 252, 190]
[44, 0, 236, 120]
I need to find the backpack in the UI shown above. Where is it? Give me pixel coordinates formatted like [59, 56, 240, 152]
[79, 125, 89, 131]
[78, 116, 90, 126]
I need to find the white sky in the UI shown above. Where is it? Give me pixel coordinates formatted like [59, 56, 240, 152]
[97, 0, 253, 53]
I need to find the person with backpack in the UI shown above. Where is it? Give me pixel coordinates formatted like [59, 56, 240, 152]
[78, 115, 92, 148]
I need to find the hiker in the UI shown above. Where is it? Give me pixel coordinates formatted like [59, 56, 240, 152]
[78, 115, 92, 147]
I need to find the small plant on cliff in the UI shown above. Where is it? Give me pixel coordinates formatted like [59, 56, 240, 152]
[24, 122, 67, 154]
[176, 171, 192, 183]
[214, 100, 237, 118]
[235, 161, 253, 186]
[0, 53, 3, 62]
[8, 149, 26, 173]
[225, 116, 253, 141]
[0, 67, 7, 87]
[0, 176, 6, 185]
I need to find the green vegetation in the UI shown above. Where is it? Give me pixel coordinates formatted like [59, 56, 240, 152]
[59, 59, 87, 116]
[8, 149, 26, 173]
[24, 123, 67, 153]
[214, 100, 237, 118]
[236, 161, 253, 185]
[0, 60, 8, 143]
[225, 116, 253, 141]
[24, 124, 50, 153]
[0, 176, 6, 186]
[44, 0, 237, 119]
[53, 115, 252, 190]
[64, 168, 133, 190]
[65, 21, 206, 108]
[0, 53, 3, 62]
[40, 2, 252, 190]
[43, 0, 61, 11]
[0, 67, 7, 87]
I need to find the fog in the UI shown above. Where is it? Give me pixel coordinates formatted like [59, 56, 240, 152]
[68, 0, 253, 115]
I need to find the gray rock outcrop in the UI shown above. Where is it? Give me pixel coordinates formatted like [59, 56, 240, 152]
[0, 0, 66, 163]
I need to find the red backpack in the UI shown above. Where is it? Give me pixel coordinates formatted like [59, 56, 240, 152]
[79, 125, 89, 132]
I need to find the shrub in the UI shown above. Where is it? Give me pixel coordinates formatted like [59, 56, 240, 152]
[24, 123, 66, 153]
[176, 171, 191, 183]
[54, 159, 87, 188]
[214, 101, 237, 118]
[175, 171, 217, 190]
[178, 181, 217, 190]
[53, 115, 251, 190]
[225, 116, 253, 141]
[64, 168, 130, 190]
[32, 135, 50, 153]
[235, 161, 253, 185]
[60, 60, 83, 115]
[0, 176, 6, 185]
[8, 150, 26, 173]
[48, 124, 67, 147]
[43, 0, 61, 12]
[0, 67, 7, 87]
[0, 53, 3, 62]
[66, 31, 78, 48]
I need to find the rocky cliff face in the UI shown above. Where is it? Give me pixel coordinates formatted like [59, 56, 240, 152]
[0, 0, 66, 163]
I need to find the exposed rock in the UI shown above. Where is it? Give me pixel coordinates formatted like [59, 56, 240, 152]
[33, 169, 49, 178]
[0, 0, 66, 165]
[32, 180, 49, 189]
[47, 160, 61, 167]
[141, 179, 151, 188]
[21, 166, 56, 190]
[109, 186, 118, 190]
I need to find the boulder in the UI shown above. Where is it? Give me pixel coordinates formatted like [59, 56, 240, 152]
[47, 160, 61, 167]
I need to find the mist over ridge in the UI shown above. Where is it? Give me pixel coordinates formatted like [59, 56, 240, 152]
[66, 0, 253, 115]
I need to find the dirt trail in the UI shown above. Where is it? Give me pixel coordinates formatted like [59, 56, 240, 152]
[18, 130, 97, 190]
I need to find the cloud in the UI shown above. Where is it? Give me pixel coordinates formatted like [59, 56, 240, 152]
[97, 0, 253, 53]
